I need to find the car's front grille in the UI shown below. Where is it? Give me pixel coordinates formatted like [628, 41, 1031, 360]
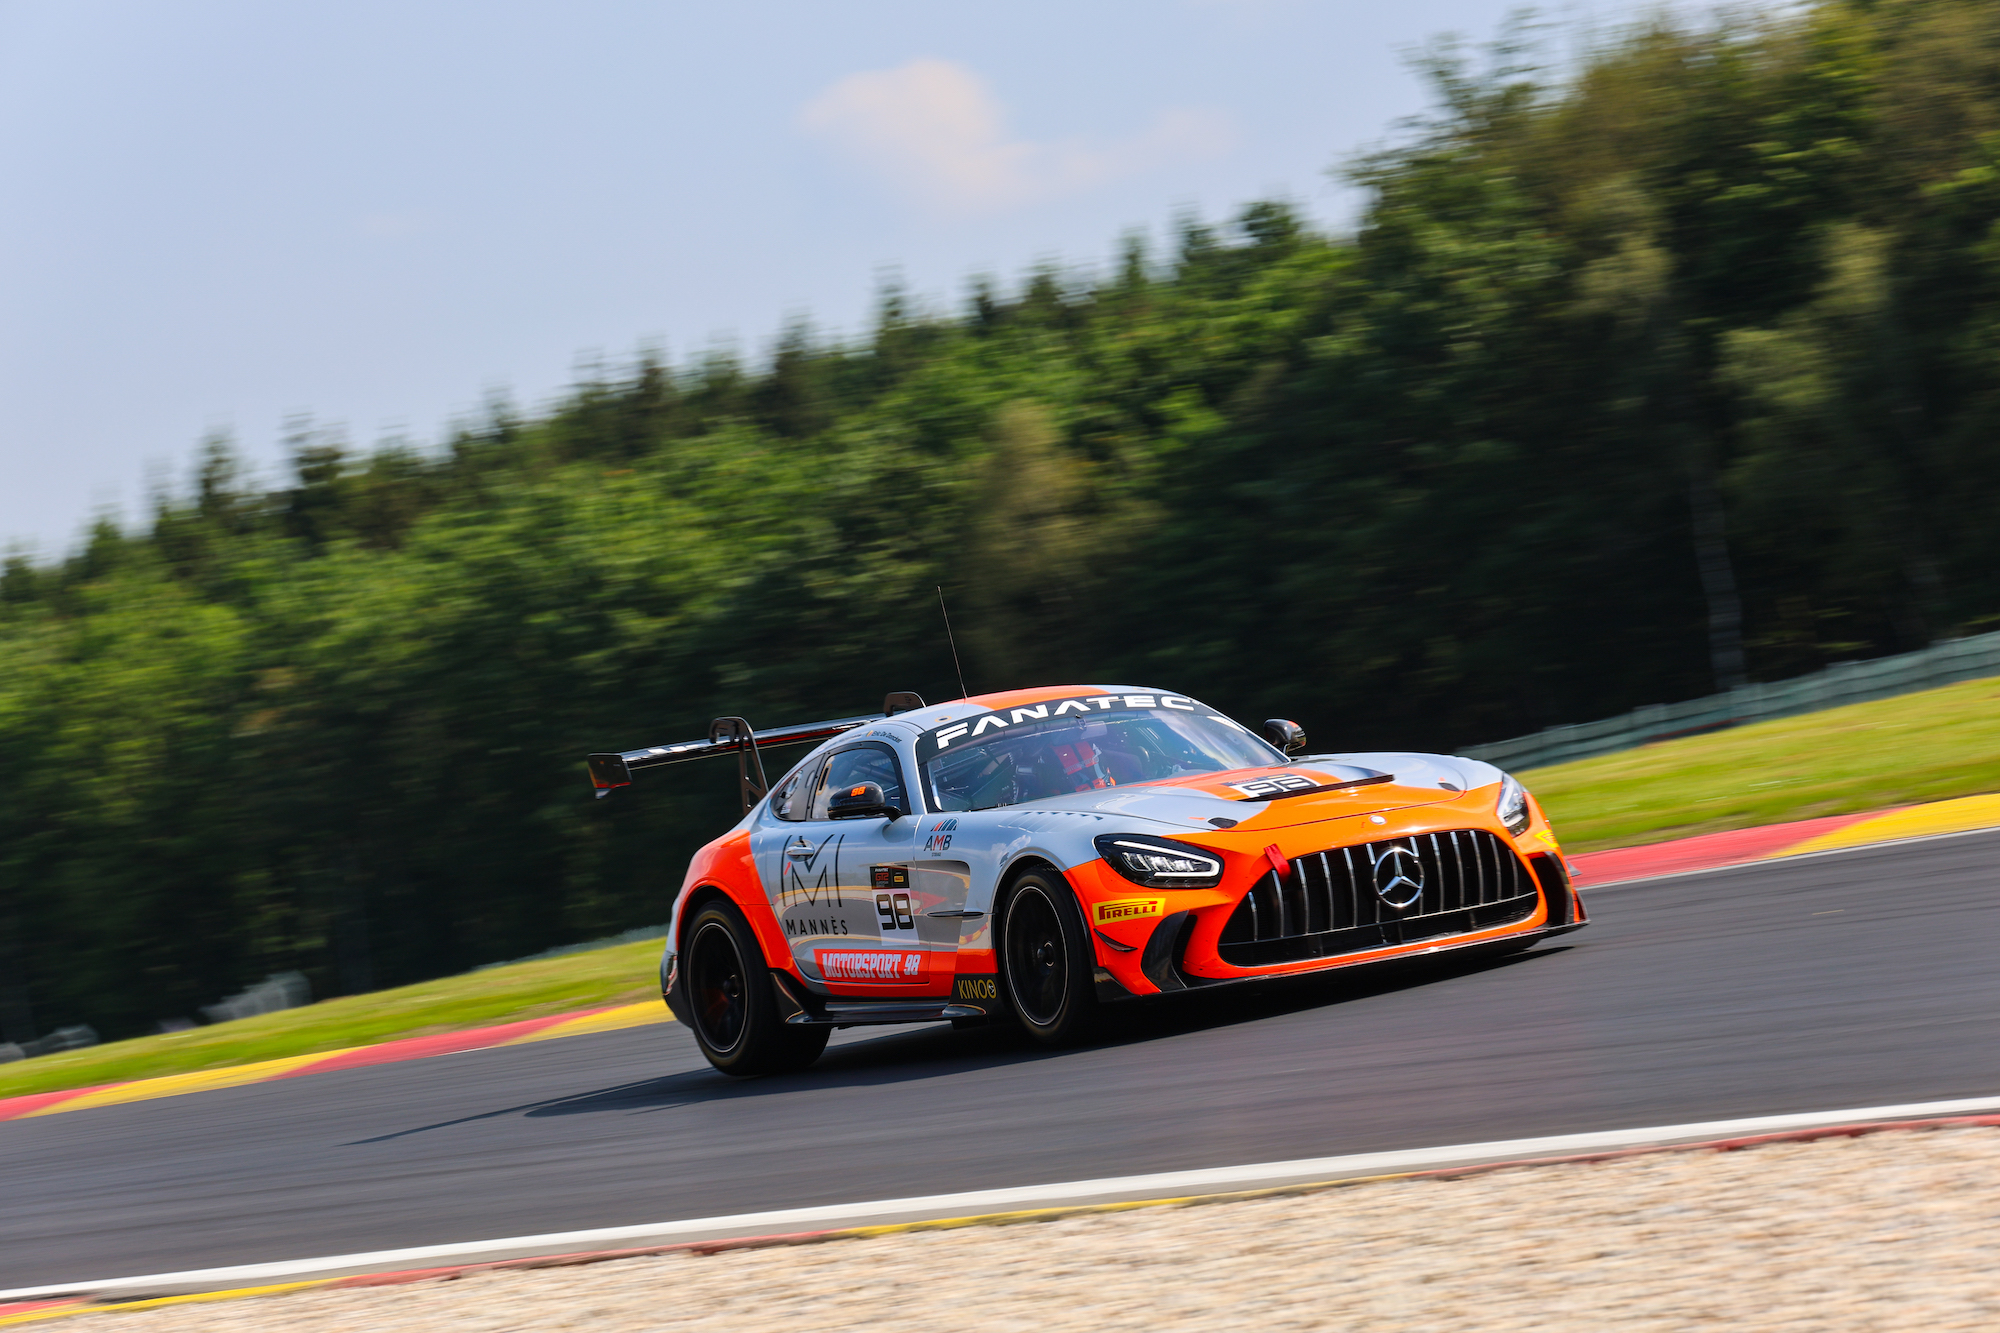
[1216, 829, 1540, 968]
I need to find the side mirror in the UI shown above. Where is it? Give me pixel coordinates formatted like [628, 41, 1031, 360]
[828, 780, 901, 820]
[1263, 719, 1308, 754]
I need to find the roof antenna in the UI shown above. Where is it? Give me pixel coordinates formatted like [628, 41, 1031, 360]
[936, 585, 969, 700]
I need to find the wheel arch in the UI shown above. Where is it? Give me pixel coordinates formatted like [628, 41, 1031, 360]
[672, 830, 790, 970]
[993, 852, 1088, 921]
[998, 851, 1070, 895]
[674, 879, 790, 971]
[673, 882, 732, 940]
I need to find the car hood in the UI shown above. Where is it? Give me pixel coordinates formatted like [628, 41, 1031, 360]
[1004, 754, 1492, 832]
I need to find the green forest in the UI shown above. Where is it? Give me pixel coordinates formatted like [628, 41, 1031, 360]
[8, 0, 2000, 1041]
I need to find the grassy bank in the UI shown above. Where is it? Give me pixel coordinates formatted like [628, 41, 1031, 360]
[1526, 674, 2000, 853]
[0, 938, 663, 1100]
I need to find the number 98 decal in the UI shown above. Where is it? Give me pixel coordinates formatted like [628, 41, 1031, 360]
[876, 892, 916, 933]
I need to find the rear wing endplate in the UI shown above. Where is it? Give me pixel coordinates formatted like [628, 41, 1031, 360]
[587, 691, 926, 813]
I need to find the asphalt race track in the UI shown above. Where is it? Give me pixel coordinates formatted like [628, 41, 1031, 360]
[6, 830, 1999, 1290]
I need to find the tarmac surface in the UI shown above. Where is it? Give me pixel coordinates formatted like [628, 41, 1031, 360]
[5, 828, 1998, 1291]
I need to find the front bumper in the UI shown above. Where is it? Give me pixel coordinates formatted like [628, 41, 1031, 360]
[1074, 789, 1584, 997]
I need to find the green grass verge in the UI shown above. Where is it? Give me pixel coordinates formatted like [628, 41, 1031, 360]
[1526, 674, 2000, 853]
[0, 938, 663, 1101]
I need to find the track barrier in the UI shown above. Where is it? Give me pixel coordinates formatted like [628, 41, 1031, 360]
[1464, 628, 2000, 772]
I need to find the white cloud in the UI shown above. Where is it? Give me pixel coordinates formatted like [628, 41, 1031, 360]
[800, 58, 1230, 217]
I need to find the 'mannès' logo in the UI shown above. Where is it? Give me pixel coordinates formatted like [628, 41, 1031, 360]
[1093, 897, 1165, 926]
[1371, 845, 1426, 909]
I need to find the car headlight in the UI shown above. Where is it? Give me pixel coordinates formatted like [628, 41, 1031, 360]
[1093, 834, 1225, 889]
[1497, 774, 1532, 835]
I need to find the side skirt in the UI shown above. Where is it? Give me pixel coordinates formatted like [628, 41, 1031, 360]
[769, 969, 986, 1028]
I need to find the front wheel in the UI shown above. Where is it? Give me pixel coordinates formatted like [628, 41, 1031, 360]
[680, 898, 829, 1076]
[999, 868, 1098, 1045]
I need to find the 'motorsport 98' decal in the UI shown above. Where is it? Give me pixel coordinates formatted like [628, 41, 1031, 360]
[815, 948, 928, 983]
[914, 693, 1201, 764]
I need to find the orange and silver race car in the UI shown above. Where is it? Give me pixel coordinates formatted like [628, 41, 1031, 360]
[587, 686, 1585, 1076]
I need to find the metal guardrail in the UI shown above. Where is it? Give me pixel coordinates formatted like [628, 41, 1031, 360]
[199, 971, 312, 1025]
[0, 1025, 98, 1064]
[1463, 629, 2000, 773]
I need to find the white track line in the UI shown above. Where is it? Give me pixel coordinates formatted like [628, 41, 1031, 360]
[11, 1093, 2000, 1301]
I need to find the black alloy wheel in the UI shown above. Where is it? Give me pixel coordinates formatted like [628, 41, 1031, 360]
[679, 897, 829, 1076]
[999, 868, 1098, 1044]
[686, 916, 750, 1055]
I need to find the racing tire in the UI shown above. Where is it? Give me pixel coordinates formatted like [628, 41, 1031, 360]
[681, 898, 829, 1077]
[998, 868, 1099, 1045]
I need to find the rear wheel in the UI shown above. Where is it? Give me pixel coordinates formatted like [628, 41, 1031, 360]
[681, 898, 829, 1076]
[999, 868, 1098, 1044]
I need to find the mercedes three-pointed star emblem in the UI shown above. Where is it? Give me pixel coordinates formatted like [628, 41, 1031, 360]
[1371, 844, 1426, 909]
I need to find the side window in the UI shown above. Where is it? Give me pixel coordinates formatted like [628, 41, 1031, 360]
[809, 743, 911, 819]
[768, 759, 821, 822]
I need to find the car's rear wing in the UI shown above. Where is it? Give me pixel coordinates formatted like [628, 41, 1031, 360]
[586, 692, 926, 813]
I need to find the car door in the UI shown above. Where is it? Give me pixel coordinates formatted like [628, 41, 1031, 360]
[755, 741, 965, 993]
[747, 753, 846, 952]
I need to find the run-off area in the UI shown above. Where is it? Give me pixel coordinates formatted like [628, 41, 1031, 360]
[68, 1127, 2000, 1332]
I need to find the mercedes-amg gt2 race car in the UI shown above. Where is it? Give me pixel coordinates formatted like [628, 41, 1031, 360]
[587, 685, 1585, 1076]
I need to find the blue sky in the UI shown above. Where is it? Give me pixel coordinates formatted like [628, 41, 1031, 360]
[0, 0, 1669, 556]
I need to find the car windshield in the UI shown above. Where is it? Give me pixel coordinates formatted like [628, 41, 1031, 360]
[921, 700, 1282, 812]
